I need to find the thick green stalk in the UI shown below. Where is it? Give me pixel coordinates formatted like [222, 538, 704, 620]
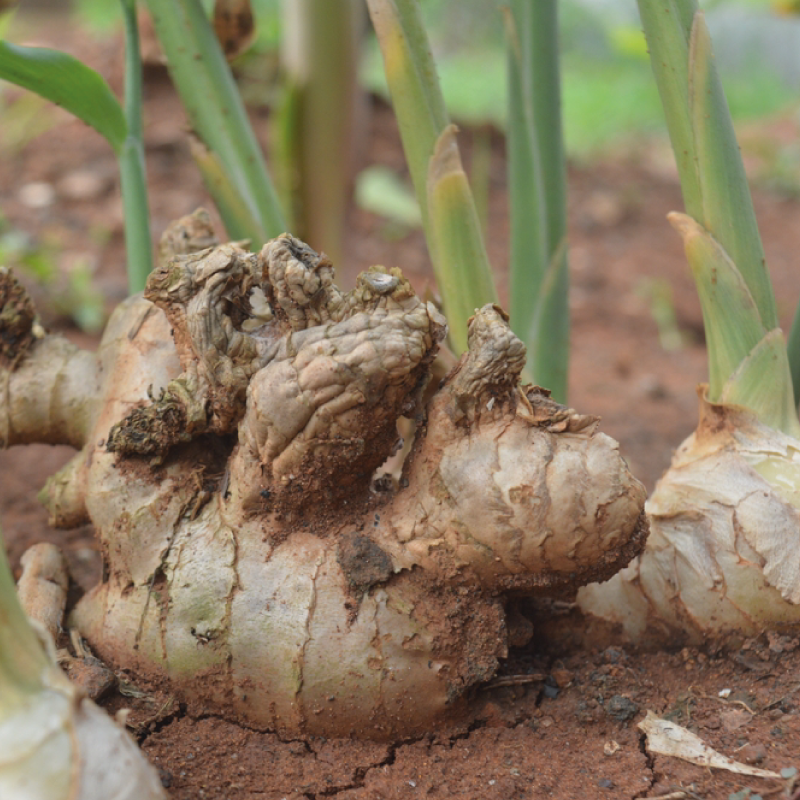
[119, 0, 153, 293]
[505, 0, 569, 402]
[279, 0, 362, 268]
[0, 534, 49, 711]
[190, 137, 265, 240]
[427, 127, 498, 354]
[787, 303, 800, 407]
[637, 0, 777, 334]
[366, 0, 497, 352]
[671, 213, 799, 436]
[365, 0, 447, 239]
[641, 1, 798, 433]
[144, 0, 286, 245]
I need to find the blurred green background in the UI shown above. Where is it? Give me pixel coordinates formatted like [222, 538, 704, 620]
[70, 0, 800, 158]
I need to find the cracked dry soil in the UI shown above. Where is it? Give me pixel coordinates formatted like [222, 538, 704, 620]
[2, 15, 800, 800]
[107, 636, 800, 799]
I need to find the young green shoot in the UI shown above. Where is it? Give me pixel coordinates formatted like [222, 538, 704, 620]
[505, 0, 569, 402]
[637, 0, 793, 433]
[279, 0, 362, 268]
[366, 0, 498, 355]
[0, 17, 153, 292]
[144, 0, 286, 245]
[577, 0, 800, 643]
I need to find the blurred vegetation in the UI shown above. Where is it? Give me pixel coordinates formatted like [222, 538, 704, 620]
[0, 0, 791, 354]
[363, 0, 798, 157]
[0, 214, 106, 332]
[69, 0, 798, 159]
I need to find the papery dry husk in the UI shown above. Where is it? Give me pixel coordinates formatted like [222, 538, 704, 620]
[0, 688, 166, 800]
[579, 386, 800, 644]
[0, 616, 165, 800]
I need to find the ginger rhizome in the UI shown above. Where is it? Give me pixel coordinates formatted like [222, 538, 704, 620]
[1, 212, 647, 739]
[579, 390, 800, 645]
[578, 216, 800, 645]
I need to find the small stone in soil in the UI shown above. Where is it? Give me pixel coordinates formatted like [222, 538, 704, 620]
[597, 778, 614, 789]
[551, 667, 574, 688]
[602, 647, 625, 664]
[605, 695, 638, 722]
[740, 743, 767, 764]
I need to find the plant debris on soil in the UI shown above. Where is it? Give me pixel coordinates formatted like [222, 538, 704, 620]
[1, 15, 800, 800]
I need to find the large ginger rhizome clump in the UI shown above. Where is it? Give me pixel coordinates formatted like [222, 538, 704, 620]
[0, 212, 647, 739]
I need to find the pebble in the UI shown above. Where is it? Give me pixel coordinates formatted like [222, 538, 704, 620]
[603, 740, 621, 756]
[605, 695, 638, 722]
[602, 647, 625, 664]
[57, 169, 110, 201]
[65, 656, 116, 700]
[551, 667, 574, 688]
[19, 181, 55, 209]
[542, 683, 559, 699]
[739, 743, 767, 764]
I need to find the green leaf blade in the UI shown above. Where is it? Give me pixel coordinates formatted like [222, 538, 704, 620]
[367, 0, 498, 357]
[686, 12, 777, 331]
[669, 212, 765, 400]
[721, 329, 800, 439]
[427, 126, 498, 355]
[144, 0, 286, 246]
[505, 0, 569, 401]
[0, 41, 127, 154]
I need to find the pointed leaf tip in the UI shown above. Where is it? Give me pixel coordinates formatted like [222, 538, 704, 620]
[667, 210, 700, 242]
[428, 124, 463, 185]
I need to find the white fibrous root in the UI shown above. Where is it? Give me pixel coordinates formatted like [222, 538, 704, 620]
[579, 390, 800, 644]
[1, 210, 647, 739]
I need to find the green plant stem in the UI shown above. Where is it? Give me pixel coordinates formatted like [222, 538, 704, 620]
[366, 0, 497, 353]
[0, 533, 49, 711]
[640, 0, 800, 430]
[637, 0, 777, 335]
[365, 0, 447, 240]
[119, 0, 153, 293]
[470, 127, 491, 240]
[505, 0, 569, 402]
[145, 0, 286, 245]
[427, 126, 498, 354]
[788, 305, 800, 408]
[279, 0, 362, 268]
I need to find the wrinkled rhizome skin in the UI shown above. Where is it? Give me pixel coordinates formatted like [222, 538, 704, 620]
[0, 212, 647, 739]
[578, 390, 800, 645]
